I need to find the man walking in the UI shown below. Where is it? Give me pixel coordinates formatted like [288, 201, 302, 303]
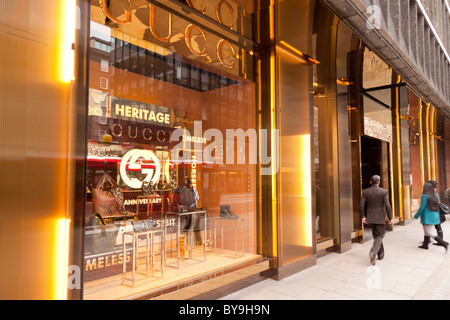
[360, 175, 393, 265]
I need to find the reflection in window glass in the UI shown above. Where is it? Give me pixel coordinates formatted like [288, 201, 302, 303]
[83, 0, 259, 299]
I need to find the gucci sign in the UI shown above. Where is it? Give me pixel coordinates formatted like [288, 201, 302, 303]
[120, 149, 174, 189]
[120, 149, 161, 189]
[95, 0, 248, 74]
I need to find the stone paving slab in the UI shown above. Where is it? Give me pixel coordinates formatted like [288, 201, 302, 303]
[221, 218, 450, 300]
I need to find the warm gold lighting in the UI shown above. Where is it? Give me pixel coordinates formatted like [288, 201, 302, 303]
[426, 103, 431, 180]
[430, 107, 437, 181]
[269, 0, 277, 260]
[394, 75, 403, 221]
[298, 135, 312, 247]
[52, 218, 71, 300]
[277, 41, 320, 65]
[389, 141, 396, 219]
[58, 0, 76, 83]
[270, 52, 278, 259]
[419, 101, 425, 185]
[51, 0, 76, 300]
[336, 78, 354, 86]
[269, 0, 275, 42]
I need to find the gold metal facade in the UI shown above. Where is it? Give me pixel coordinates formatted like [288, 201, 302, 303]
[0, 0, 79, 299]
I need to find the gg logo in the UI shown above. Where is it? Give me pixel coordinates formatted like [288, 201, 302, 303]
[120, 149, 161, 189]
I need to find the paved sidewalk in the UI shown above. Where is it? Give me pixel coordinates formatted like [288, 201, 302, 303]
[221, 218, 450, 300]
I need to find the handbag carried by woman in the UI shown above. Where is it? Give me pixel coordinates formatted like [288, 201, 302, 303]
[440, 203, 449, 223]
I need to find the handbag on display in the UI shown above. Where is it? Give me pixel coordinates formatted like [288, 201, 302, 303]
[92, 173, 126, 217]
[142, 180, 156, 195]
[84, 215, 120, 254]
[132, 219, 156, 232]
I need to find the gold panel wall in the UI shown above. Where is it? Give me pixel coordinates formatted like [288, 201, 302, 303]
[275, 0, 315, 266]
[0, 1, 76, 299]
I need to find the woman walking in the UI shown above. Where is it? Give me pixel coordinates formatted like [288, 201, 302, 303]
[414, 182, 448, 252]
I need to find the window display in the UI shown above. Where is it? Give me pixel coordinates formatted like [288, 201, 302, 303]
[83, 0, 260, 299]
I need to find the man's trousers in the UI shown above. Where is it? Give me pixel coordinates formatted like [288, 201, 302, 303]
[370, 224, 386, 259]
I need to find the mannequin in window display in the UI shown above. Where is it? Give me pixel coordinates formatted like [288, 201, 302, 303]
[183, 177, 203, 246]
[184, 177, 199, 208]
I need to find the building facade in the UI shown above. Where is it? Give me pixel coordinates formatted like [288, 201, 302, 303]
[0, 0, 449, 300]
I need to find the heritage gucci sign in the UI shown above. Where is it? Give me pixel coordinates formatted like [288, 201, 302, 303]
[110, 96, 171, 126]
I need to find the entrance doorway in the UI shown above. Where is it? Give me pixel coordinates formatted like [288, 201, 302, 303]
[360, 135, 391, 240]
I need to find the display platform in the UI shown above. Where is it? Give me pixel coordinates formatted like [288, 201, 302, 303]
[84, 251, 263, 300]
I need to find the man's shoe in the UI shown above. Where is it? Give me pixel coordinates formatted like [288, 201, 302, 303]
[370, 253, 376, 265]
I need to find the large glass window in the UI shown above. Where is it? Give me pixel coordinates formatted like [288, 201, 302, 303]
[362, 47, 393, 145]
[83, 0, 260, 299]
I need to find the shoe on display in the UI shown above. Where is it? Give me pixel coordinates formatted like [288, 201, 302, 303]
[220, 205, 239, 220]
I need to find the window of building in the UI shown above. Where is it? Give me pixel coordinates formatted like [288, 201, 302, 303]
[83, 0, 261, 299]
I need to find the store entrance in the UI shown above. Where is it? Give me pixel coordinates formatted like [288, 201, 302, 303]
[360, 135, 391, 240]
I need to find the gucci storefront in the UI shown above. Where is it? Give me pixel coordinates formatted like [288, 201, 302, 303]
[82, 0, 266, 299]
[2, 0, 450, 301]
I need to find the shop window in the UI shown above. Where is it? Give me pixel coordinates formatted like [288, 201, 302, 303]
[84, 0, 260, 299]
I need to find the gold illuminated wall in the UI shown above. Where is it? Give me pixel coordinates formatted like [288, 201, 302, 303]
[419, 101, 439, 186]
[272, 0, 315, 268]
[0, 1, 77, 299]
[408, 91, 444, 204]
